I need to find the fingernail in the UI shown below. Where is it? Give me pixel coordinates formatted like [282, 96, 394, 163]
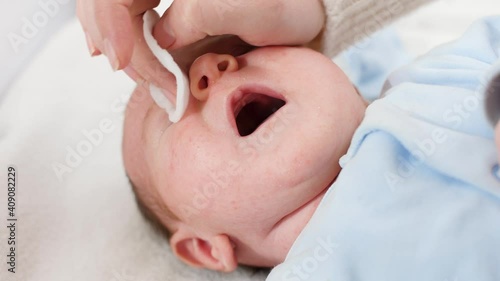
[104, 39, 120, 71]
[84, 32, 97, 56]
[157, 22, 176, 48]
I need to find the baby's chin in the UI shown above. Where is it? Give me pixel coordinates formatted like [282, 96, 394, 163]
[257, 176, 338, 267]
[281, 182, 331, 234]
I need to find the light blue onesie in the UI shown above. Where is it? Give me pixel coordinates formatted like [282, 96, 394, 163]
[267, 16, 500, 281]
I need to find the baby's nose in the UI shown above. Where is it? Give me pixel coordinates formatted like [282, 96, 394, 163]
[189, 53, 239, 102]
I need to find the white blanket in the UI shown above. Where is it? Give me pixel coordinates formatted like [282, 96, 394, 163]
[0, 0, 498, 280]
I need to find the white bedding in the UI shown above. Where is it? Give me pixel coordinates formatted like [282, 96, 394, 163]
[0, 0, 498, 280]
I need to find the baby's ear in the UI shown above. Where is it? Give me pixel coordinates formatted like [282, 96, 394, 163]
[170, 229, 237, 272]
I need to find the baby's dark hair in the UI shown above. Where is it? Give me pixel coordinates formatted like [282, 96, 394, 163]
[129, 178, 173, 241]
[130, 177, 272, 274]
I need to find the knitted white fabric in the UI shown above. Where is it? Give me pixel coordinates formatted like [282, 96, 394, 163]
[321, 0, 433, 57]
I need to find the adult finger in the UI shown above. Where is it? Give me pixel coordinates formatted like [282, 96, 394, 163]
[128, 11, 177, 103]
[153, 0, 325, 50]
[152, 0, 206, 50]
[81, 0, 161, 70]
[92, 0, 135, 70]
[152, 0, 288, 49]
[76, 0, 102, 56]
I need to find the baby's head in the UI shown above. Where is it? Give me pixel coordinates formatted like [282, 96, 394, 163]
[122, 46, 366, 271]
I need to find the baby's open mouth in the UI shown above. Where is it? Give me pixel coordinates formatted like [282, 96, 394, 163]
[232, 91, 286, 136]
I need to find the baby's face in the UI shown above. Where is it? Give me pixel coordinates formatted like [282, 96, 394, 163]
[123, 46, 366, 267]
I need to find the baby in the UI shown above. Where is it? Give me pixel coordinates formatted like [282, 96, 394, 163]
[123, 44, 367, 268]
[116, 0, 427, 272]
[97, 3, 500, 281]
[123, 15, 500, 281]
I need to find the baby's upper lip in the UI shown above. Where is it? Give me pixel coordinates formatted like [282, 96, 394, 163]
[227, 84, 287, 137]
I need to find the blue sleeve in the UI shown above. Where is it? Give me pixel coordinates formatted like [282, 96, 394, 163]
[381, 16, 500, 138]
[267, 16, 500, 281]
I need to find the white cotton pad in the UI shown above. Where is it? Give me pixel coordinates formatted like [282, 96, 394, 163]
[143, 10, 190, 123]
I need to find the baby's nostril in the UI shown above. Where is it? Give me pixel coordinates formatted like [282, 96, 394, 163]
[218, 61, 229, 72]
[198, 76, 208, 90]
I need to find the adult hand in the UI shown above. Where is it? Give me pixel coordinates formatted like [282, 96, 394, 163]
[77, 0, 325, 98]
[78, 0, 181, 99]
[153, 0, 325, 50]
[77, 0, 161, 71]
[77, 0, 260, 98]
